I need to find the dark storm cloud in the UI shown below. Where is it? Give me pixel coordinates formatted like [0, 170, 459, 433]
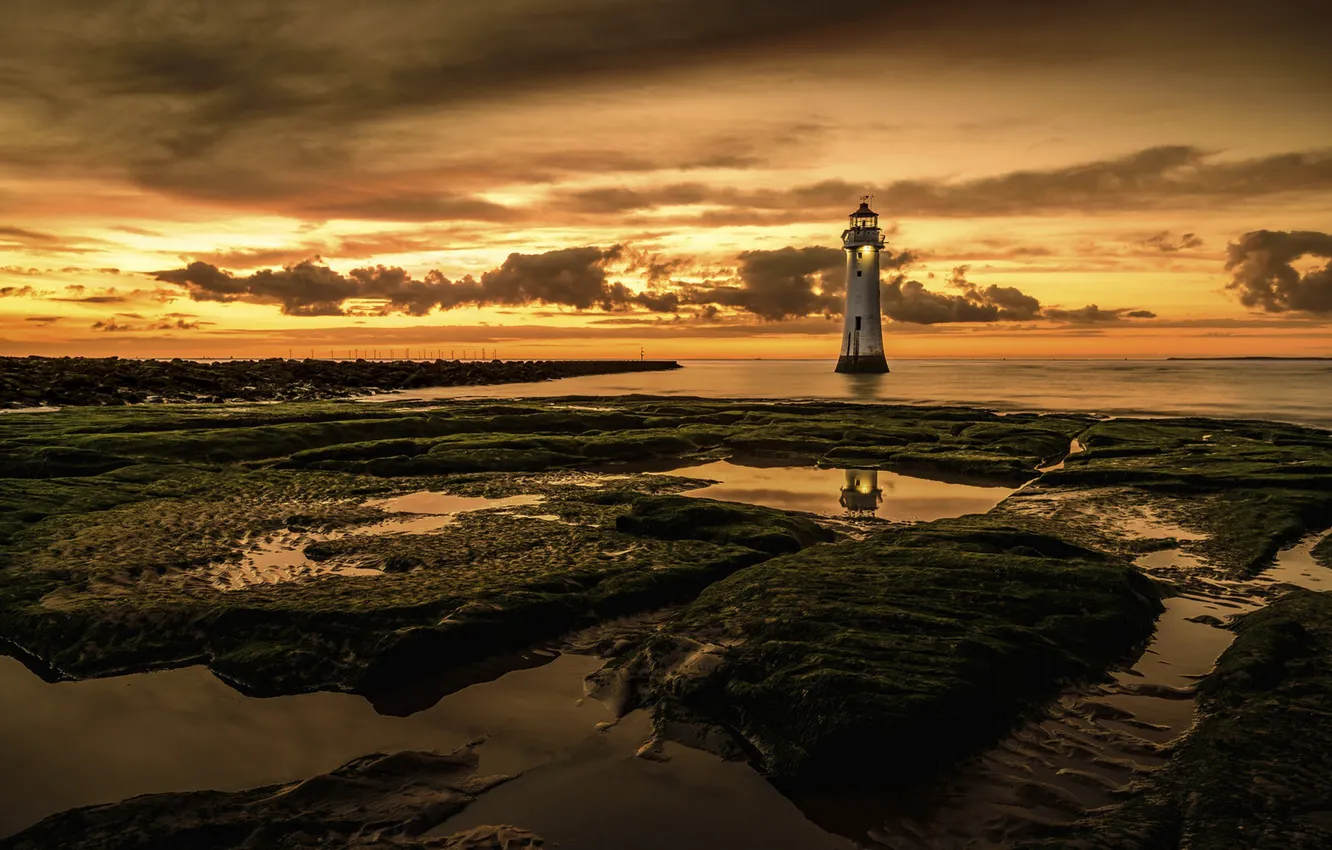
[584, 147, 1332, 220]
[882, 265, 1045, 325]
[881, 265, 1153, 325]
[695, 246, 844, 321]
[152, 244, 1156, 324]
[153, 247, 676, 316]
[3, 1, 1326, 216]
[0, 0, 848, 208]
[1225, 230, 1332, 315]
[880, 147, 1332, 216]
[882, 277, 1006, 324]
[668, 246, 915, 321]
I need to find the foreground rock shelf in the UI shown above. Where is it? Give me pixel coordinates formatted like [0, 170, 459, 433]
[595, 514, 1163, 789]
[0, 744, 531, 850]
[1, 397, 1331, 848]
[0, 356, 681, 407]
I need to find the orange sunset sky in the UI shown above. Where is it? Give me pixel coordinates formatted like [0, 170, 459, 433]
[1, 0, 1330, 360]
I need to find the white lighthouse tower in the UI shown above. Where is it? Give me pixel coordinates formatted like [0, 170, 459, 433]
[835, 197, 889, 374]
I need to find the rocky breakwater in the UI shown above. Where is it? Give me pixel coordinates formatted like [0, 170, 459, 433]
[0, 356, 681, 408]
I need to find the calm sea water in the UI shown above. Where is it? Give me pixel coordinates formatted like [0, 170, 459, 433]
[386, 359, 1332, 429]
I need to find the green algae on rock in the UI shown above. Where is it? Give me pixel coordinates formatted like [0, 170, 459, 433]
[1026, 589, 1332, 850]
[0, 744, 518, 850]
[615, 494, 836, 555]
[594, 514, 1163, 790]
[6, 397, 1332, 846]
[7, 398, 1323, 712]
[0, 476, 774, 695]
[1018, 417, 1332, 576]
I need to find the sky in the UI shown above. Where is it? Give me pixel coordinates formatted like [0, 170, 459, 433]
[1, 0, 1331, 360]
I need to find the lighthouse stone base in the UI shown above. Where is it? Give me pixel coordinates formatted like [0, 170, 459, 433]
[834, 353, 890, 374]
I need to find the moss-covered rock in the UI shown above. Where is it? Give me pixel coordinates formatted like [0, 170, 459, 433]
[1024, 417, 1332, 575]
[0, 478, 771, 695]
[615, 494, 836, 555]
[0, 744, 515, 850]
[599, 514, 1163, 790]
[1029, 590, 1332, 849]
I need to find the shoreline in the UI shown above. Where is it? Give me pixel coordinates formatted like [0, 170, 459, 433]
[0, 356, 680, 408]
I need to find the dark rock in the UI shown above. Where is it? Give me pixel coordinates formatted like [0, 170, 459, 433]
[0, 744, 514, 849]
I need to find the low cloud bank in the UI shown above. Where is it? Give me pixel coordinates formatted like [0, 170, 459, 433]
[151, 246, 1155, 326]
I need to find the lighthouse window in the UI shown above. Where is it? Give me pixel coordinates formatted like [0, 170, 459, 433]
[855, 316, 862, 330]
[857, 270, 862, 277]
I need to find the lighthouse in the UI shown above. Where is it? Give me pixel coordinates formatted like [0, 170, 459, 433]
[835, 197, 890, 373]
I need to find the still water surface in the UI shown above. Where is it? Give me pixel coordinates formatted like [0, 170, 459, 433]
[661, 460, 1014, 520]
[386, 359, 1332, 429]
[0, 652, 848, 848]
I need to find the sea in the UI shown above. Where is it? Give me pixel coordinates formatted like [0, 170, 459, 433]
[383, 358, 1332, 430]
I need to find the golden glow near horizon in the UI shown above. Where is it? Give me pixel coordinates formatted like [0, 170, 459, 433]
[1, 2, 1330, 359]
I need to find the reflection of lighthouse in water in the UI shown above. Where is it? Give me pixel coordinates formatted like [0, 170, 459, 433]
[839, 469, 884, 514]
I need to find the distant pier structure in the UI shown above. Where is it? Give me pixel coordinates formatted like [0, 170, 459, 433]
[835, 197, 890, 374]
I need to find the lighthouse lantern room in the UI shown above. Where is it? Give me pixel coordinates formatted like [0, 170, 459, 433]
[835, 196, 890, 374]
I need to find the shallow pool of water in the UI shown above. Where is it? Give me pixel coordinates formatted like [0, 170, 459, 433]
[657, 460, 1015, 521]
[0, 652, 598, 838]
[0, 648, 851, 848]
[367, 492, 543, 515]
[203, 491, 545, 591]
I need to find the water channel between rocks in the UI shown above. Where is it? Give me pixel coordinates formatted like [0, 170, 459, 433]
[793, 534, 1332, 849]
[0, 647, 849, 848]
